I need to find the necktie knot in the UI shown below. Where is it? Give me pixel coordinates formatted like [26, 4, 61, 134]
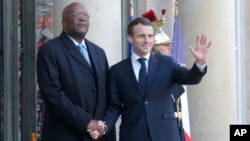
[138, 58, 146, 65]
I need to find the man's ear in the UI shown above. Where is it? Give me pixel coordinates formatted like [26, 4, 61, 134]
[127, 35, 133, 43]
[61, 20, 65, 28]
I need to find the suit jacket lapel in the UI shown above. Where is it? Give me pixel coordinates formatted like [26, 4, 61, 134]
[123, 58, 144, 97]
[146, 54, 158, 97]
[61, 32, 92, 70]
[86, 40, 98, 71]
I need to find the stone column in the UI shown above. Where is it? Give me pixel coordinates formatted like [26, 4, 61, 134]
[243, 0, 250, 123]
[179, 0, 237, 141]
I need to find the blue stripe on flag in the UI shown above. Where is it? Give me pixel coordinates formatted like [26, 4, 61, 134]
[128, 15, 133, 57]
[172, 15, 184, 64]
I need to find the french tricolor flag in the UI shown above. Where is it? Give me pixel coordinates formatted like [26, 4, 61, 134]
[172, 1, 192, 141]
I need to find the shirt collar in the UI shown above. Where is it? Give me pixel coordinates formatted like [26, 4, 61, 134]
[67, 35, 87, 48]
[131, 52, 150, 63]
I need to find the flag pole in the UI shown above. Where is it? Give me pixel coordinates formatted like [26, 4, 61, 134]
[175, 0, 180, 64]
[129, 0, 134, 17]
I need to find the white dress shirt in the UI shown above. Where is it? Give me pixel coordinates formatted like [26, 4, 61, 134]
[131, 52, 150, 81]
[67, 35, 88, 49]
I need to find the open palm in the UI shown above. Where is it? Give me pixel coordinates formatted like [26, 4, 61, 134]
[188, 34, 212, 65]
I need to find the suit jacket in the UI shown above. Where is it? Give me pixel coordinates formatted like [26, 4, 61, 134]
[103, 54, 206, 141]
[171, 84, 185, 112]
[171, 85, 186, 141]
[37, 31, 116, 141]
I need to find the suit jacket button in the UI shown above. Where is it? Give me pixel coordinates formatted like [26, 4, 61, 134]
[145, 101, 149, 104]
[90, 71, 94, 75]
[92, 88, 97, 93]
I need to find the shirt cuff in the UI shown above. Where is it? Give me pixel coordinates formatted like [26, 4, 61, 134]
[195, 62, 207, 72]
[103, 122, 108, 135]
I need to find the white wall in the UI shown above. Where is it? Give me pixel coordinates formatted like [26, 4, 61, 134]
[179, 0, 237, 141]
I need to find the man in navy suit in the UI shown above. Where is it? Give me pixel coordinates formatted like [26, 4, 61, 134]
[36, 2, 115, 141]
[89, 17, 211, 141]
[147, 9, 187, 141]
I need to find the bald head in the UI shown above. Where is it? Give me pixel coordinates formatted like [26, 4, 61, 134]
[61, 2, 90, 43]
[62, 2, 88, 19]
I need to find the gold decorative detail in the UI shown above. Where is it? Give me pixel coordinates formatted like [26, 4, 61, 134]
[129, 0, 133, 16]
[152, 15, 166, 33]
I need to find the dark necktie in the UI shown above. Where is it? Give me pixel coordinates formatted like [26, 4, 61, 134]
[138, 58, 147, 95]
[77, 44, 91, 66]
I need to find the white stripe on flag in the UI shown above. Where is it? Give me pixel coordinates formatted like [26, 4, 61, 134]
[181, 86, 192, 140]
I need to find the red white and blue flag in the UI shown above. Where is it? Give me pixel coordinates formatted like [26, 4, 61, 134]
[172, 1, 192, 141]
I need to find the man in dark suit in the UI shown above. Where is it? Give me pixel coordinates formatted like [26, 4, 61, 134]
[36, 2, 115, 141]
[146, 9, 187, 141]
[89, 17, 211, 141]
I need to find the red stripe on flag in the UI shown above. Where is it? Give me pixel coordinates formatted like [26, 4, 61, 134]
[184, 130, 192, 141]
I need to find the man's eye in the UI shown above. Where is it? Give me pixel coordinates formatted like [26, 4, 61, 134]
[72, 13, 80, 17]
